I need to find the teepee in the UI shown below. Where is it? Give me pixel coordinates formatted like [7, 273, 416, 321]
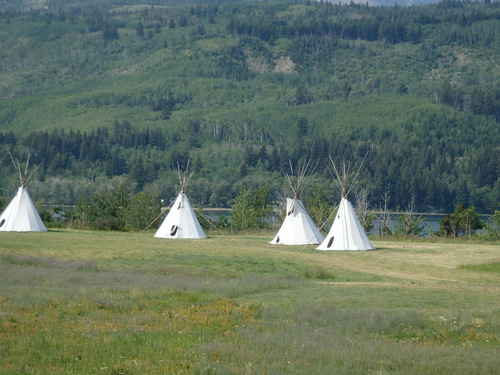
[317, 157, 374, 251]
[154, 163, 206, 239]
[0, 154, 47, 232]
[270, 160, 324, 245]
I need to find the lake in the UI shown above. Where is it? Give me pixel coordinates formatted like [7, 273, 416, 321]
[203, 209, 490, 236]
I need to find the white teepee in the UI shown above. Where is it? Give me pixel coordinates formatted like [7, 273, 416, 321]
[317, 158, 374, 251]
[270, 160, 324, 245]
[316, 197, 374, 250]
[0, 154, 47, 232]
[154, 164, 206, 239]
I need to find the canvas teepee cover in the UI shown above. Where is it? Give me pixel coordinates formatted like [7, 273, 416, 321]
[316, 158, 374, 251]
[154, 192, 207, 239]
[270, 160, 324, 245]
[0, 154, 47, 232]
[0, 187, 47, 232]
[154, 163, 206, 239]
[270, 198, 324, 245]
[316, 197, 373, 250]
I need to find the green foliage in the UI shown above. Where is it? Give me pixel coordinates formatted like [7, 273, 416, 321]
[122, 191, 159, 231]
[355, 188, 376, 234]
[360, 211, 376, 234]
[214, 214, 231, 230]
[393, 199, 425, 237]
[0, 1, 498, 215]
[74, 182, 158, 231]
[194, 206, 216, 232]
[231, 185, 271, 230]
[394, 213, 425, 237]
[305, 185, 333, 227]
[483, 209, 500, 240]
[35, 200, 53, 226]
[0, 197, 7, 213]
[439, 203, 483, 238]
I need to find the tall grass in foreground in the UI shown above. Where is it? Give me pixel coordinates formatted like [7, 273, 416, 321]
[0, 230, 499, 374]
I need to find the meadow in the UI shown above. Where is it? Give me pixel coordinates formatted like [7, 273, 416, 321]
[0, 230, 499, 374]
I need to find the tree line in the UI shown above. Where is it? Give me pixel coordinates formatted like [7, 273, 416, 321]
[227, 1, 499, 47]
[0, 1, 498, 216]
[2, 179, 496, 241]
[0, 108, 498, 214]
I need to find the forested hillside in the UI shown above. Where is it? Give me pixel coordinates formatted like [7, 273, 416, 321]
[0, 0, 498, 214]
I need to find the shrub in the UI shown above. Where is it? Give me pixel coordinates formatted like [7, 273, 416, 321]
[439, 203, 483, 238]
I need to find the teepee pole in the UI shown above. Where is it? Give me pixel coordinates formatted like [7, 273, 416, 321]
[139, 200, 174, 235]
[285, 159, 318, 200]
[9, 152, 23, 186]
[328, 151, 369, 199]
[296, 199, 324, 230]
[175, 159, 195, 193]
[302, 203, 338, 249]
[9, 152, 43, 188]
[345, 151, 369, 198]
[197, 211, 229, 239]
[24, 160, 43, 187]
[24, 153, 30, 178]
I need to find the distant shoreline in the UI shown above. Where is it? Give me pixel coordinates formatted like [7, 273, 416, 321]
[43, 205, 492, 218]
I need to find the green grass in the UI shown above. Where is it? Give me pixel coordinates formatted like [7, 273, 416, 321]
[459, 260, 500, 274]
[0, 230, 499, 374]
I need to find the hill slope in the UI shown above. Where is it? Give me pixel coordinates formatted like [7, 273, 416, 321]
[0, 0, 499, 213]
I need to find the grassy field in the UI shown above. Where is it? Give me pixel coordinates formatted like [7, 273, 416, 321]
[0, 230, 499, 374]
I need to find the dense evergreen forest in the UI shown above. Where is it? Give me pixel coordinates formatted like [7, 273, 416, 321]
[0, 0, 498, 215]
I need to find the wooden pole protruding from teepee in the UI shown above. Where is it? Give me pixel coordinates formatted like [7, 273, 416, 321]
[176, 160, 194, 194]
[197, 211, 230, 239]
[9, 152, 42, 188]
[302, 202, 338, 249]
[328, 151, 369, 200]
[284, 159, 318, 201]
[139, 200, 174, 235]
[270, 158, 324, 246]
